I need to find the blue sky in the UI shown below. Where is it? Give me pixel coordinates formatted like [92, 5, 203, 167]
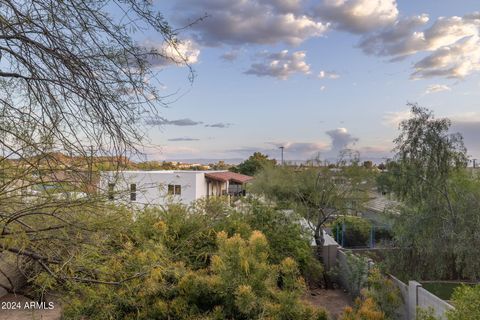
[138, 0, 480, 163]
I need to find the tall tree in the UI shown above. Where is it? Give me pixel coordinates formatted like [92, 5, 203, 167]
[0, 0, 192, 295]
[381, 104, 480, 280]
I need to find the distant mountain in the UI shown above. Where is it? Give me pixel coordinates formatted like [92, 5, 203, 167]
[166, 158, 244, 165]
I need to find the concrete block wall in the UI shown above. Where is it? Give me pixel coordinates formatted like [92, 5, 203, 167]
[402, 279, 454, 320]
[416, 285, 454, 319]
[390, 275, 408, 320]
[323, 234, 454, 320]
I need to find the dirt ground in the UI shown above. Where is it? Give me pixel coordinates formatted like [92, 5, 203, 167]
[0, 294, 61, 320]
[0, 290, 350, 320]
[304, 288, 353, 319]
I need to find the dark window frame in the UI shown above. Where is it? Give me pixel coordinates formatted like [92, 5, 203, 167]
[130, 183, 136, 201]
[108, 183, 115, 200]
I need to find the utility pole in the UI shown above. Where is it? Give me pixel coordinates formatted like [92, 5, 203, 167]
[279, 146, 284, 165]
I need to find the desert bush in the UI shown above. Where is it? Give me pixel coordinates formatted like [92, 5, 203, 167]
[62, 215, 328, 320]
[416, 307, 438, 320]
[342, 252, 370, 296]
[339, 266, 402, 320]
[363, 269, 402, 319]
[447, 284, 480, 320]
[340, 297, 385, 320]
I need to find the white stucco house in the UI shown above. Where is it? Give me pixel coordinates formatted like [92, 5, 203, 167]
[99, 170, 253, 206]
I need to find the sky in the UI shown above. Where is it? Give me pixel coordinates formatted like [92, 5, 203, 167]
[136, 0, 480, 163]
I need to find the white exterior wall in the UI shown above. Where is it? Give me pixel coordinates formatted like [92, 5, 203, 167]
[99, 170, 228, 206]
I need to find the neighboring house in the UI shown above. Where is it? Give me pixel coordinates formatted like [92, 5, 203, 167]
[99, 170, 253, 206]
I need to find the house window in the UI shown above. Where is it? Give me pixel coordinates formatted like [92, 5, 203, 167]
[130, 184, 136, 201]
[108, 183, 115, 200]
[167, 184, 181, 195]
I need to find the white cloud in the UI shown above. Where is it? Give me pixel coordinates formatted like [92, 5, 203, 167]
[360, 13, 480, 79]
[325, 128, 358, 152]
[424, 84, 451, 94]
[174, 0, 328, 46]
[205, 122, 232, 128]
[146, 117, 203, 126]
[358, 14, 430, 57]
[144, 39, 200, 67]
[245, 50, 310, 79]
[318, 70, 340, 79]
[168, 137, 200, 142]
[270, 141, 329, 153]
[220, 50, 239, 62]
[259, 0, 303, 14]
[382, 110, 412, 127]
[412, 35, 480, 79]
[316, 0, 399, 33]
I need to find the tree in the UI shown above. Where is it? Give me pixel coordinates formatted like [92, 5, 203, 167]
[380, 104, 480, 280]
[231, 152, 277, 176]
[251, 165, 372, 251]
[388, 103, 467, 204]
[0, 0, 194, 296]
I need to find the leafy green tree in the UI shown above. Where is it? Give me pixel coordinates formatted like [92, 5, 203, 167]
[0, 0, 195, 294]
[251, 165, 372, 249]
[381, 104, 480, 280]
[232, 152, 277, 176]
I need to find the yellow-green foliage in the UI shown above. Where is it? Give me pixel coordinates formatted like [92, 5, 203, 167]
[340, 297, 385, 320]
[63, 227, 328, 320]
[416, 307, 438, 320]
[362, 269, 402, 319]
[447, 284, 480, 320]
[339, 268, 402, 320]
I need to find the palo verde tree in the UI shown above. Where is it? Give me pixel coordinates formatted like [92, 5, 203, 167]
[251, 161, 372, 250]
[0, 0, 195, 296]
[380, 104, 480, 280]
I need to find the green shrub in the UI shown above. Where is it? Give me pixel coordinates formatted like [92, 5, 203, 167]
[417, 307, 438, 320]
[62, 222, 329, 320]
[447, 284, 480, 320]
[332, 216, 372, 247]
[363, 268, 402, 319]
[344, 252, 370, 296]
